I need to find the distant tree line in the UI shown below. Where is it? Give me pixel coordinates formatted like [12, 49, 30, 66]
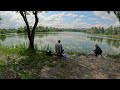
[0, 26, 120, 36]
[36, 26, 63, 32]
[0, 26, 81, 34]
[0, 28, 17, 34]
[82, 26, 120, 36]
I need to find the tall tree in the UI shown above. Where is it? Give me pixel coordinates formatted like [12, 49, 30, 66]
[0, 17, 1, 20]
[108, 11, 120, 22]
[18, 11, 41, 50]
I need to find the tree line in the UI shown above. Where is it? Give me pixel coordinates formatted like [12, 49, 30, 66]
[0, 26, 62, 34]
[1, 26, 120, 36]
[0, 26, 81, 34]
[81, 26, 120, 36]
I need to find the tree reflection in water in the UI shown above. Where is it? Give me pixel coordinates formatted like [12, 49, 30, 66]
[0, 35, 6, 42]
[89, 36, 120, 48]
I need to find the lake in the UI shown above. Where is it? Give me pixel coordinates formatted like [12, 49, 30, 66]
[0, 32, 120, 55]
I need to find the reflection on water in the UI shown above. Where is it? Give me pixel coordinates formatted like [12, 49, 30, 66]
[89, 37, 103, 43]
[89, 36, 120, 48]
[0, 32, 120, 54]
[0, 35, 6, 41]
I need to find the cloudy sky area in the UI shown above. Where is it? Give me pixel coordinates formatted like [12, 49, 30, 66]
[0, 11, 119, 29]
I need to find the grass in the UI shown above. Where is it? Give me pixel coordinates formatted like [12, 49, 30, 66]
[0, 44, 58, 79]
[67, 51, 88, 56]
[107, 54, 120, 60]
[110, 35, 120, 39]
[0, 43, 119, 79]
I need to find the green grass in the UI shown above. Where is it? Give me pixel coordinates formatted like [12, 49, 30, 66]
[0, 60, 6, 65]
[110, 35, 120, 39]
[0, 44, 57, 79]
[107, 54, 120, 60]
[0, 44, 119, 79]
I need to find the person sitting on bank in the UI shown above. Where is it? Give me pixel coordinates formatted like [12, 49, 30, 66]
[55, 40, 64, 56]
[93, 44, 102, 57]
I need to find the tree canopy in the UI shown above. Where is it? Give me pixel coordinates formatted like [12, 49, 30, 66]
[108, 11, 120, 22]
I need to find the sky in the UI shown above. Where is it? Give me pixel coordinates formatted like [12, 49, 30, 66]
[0, 11, 119, 29]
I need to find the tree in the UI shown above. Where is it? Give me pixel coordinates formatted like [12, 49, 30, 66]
[108, 11, 120, 35]
[108, 11, 120, 22]
[0, 17, 2, 24]
[18, 11, 41, 50]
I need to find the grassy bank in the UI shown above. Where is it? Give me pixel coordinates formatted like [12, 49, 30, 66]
[0, 45, 119, 79]
[0, 45, 67, 79]
[107, 54, 120, 60]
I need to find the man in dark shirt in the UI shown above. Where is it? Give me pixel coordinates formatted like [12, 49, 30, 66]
[94, 44, 102, 57]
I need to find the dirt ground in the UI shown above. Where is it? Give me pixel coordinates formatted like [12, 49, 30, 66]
[40, 54, 120, 79]
[0, 51, 120, 79]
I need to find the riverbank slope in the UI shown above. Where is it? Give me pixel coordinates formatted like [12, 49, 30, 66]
[0, 46, 120, 79]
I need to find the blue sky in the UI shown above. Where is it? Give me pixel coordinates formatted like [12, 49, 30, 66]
[0, 11, 119, 29]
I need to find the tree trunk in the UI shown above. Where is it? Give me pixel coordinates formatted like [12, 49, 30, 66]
[28, 33, 35, 50]
[19, 11, 38, 51]
[28, 11, 38, 50]
[29, 39, 34, 50]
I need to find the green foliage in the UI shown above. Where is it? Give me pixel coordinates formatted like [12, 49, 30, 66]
[0, 61, 6, 65]
[0, 35, 6, 41]
[82, 26, 120, 38]
[0, 45, 55, 79]
[107, 54, 120, 60]
[36, 26, 63, 32]
[108, 11, 120, 22]
[0, 29, 7, 34]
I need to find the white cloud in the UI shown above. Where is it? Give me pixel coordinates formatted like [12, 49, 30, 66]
[44, 12, 65, 22]
[66, 13, 78, 17]
[93, 11, 120, 26]
[73, 19, 82, 23]
[0, 11, 43, 28]
[95, 21, 99, 23]
[0, 11, 120, 29]
[0, 11, 24, 28]
[79, 15, 87, 18]
[88, 18, 98, 20]
[38, 12, 65, 28]
[94, 11, 115, 21]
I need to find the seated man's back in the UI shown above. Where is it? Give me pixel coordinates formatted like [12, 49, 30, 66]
[55, 40, 63, 56]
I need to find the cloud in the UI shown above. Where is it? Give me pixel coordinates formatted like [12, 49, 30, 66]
[38, 12, 65, 28]
[88, 18, 98, 20]
[66, 13, 78, 17]
[93, 11, 120, 27]
[73, 19, 82, 23]
[93, 11, 115, 21]
[93, 11, 120, 26]
[0, 11, 119, 29]
[44, 12, 65, 22]
[0, 11, 24, 28]
[0, 11, 44, 28]
[95, 21, 99, 23]
[79, 15, 87, 18]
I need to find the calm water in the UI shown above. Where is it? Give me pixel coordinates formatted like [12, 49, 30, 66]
[0, 32, 120, 55]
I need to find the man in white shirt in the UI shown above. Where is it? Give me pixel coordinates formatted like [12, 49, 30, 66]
[55, 40, 64, 56]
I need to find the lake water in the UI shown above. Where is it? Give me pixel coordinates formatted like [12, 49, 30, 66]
[0, 32, 120, 55]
